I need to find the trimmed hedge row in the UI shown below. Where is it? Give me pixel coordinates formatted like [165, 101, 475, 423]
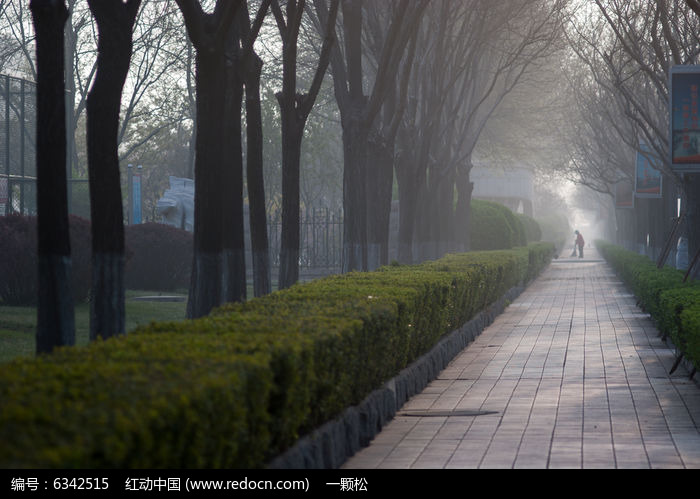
[596, 240, 700, 371]
[0, 243, 554, 469]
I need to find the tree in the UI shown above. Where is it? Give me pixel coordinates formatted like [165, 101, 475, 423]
[362, 0, 419, 268]
[85, 0, 141, 340]
[64, 2, 192, 179]
[394, 0, 566, 262]
[0, 0, 36, 79]
[240, 0, 273, 297]
[220, 7, 247, 305]
[681, 0, 700, 269]
[272, 0, 339, 289]
[564, 0, 696, 260]
[175, 0, 242, 318]
[316, 0, 429, 272]
[30, 0, 75, 354]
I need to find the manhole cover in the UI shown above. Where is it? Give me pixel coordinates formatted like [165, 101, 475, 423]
[398, 410, 498, 417]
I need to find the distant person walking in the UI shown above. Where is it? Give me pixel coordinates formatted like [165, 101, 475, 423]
[575, 230, 584, 258]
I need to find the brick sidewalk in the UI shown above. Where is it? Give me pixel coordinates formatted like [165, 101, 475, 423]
[342, 248, 700, 469]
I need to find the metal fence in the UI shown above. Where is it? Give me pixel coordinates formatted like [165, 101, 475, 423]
[0, 74, 36, 216]
[0, 74, 91, 219]
[266, 207, 343, 271]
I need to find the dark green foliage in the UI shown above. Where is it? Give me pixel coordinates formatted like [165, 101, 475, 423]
[517, 213, 542, 243]
[0, 243, 554, 468]
[0, 217, 193, 305]
[597, 240, 700, 372]
[469, 199, 531, 250]
[682, 305, 700, 368]
[0, 214, 92, 305]
[125, 223, 193, 291]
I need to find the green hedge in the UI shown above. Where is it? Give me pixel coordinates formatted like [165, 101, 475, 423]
[470, 199, 530, 250]
[0, 243, 554, 469]
[596, 240, 700, 370]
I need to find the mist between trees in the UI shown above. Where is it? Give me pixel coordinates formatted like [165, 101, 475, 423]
[8, 0, 700, 353]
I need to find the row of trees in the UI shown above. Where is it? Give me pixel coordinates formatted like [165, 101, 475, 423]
[27, 0, 570, 354]
[560, 0, 700, 266]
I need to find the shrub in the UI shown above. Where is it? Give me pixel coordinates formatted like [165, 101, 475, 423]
[682, 305, 700, 368]
[517, 213, 542, 243]
[0, 214, 92, 305]
[536, 212, 571, 251]
[0, 243, 554, 468]
[597, 240, 700, 373]
[470, 199, 527, 250]
[125, 223, 193, 291]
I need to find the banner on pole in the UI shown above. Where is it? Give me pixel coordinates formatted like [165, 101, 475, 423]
[635, 142, 662, 198]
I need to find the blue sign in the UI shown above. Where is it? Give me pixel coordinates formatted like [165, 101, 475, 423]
[132, 174, 142, 224]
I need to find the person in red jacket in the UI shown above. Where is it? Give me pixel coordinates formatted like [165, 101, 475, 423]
[575, 230, 585, 258]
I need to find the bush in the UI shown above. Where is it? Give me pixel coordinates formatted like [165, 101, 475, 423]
[517, 213, 542, 243]
[470, 199, 528, 250]
[125, 223, 193, 291]
[0, 214, 92, 305]
[0, 242, 554, 468]
[682, 305, 700, 368]
[0, 217, 192, 304]
[597, 240, 700, 373]
[536, 212, 571, 251]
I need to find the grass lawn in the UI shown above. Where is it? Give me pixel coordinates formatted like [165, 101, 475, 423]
[0, 290, 188, 364]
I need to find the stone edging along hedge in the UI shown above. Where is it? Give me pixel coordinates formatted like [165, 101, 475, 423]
[596, 240, 700, 376]
[0, 243, 554, 469]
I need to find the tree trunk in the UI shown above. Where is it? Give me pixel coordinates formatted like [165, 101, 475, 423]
[221, 25, 246, 304]
[396, 172, 417, 265]
[648, 197, 663, 261]
[275, 0, 339, 287]
[435, 165, 455, 258]
[85, 0, 140, 340]
[414, 170, 433, 262]
[661, 178, 679, 266]
[175, 1, 242, 317]
[31, 0, 76, 354]
[337, 0, 367, 272]
[244, 54, 271, 297]
[366, 133, 393, 270]
[187, 49, 227, 318]
[277, 113, 304, 290]
[453, 165, 473, 253]
[616, 207, 634, 251]
[342, 116, 369, 272]
[395, 140, 421, 264]
[276, 8, 304, 290]
[64, 2, 77, 189]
